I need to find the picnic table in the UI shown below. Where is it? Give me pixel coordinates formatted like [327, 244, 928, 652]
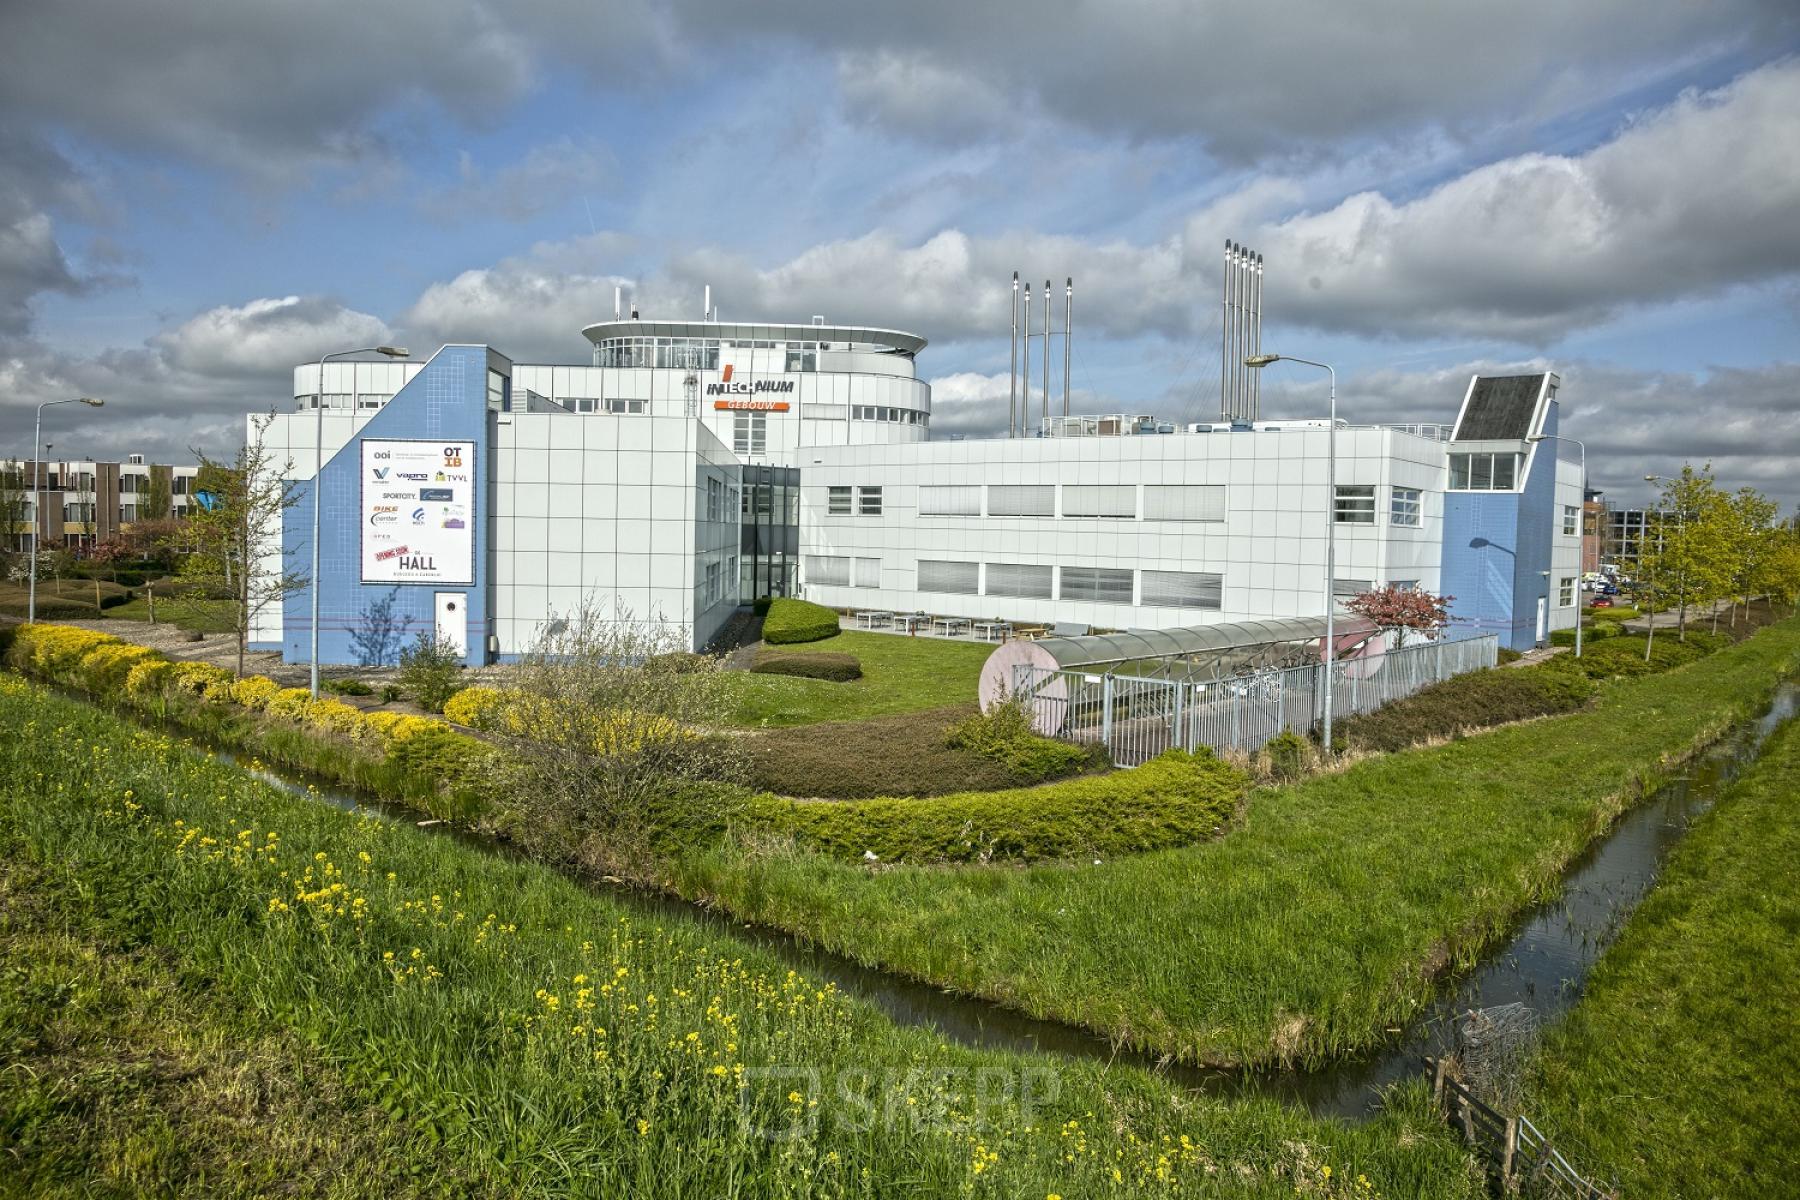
[932, 616, 973, 637]
[972, 619, 1012, 642]
[894, 612, 931, 634]
[855, 610, 894, 630]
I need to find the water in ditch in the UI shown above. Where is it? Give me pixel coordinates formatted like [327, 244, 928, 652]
[187, 680, 1799, 1120]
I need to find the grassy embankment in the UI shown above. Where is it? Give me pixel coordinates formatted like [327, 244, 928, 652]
[0, 676, 1482, 1199]
[726, 630, 992, 727]
[1521, 708, 1800, 1195]
[673, 617, 1800, 1069]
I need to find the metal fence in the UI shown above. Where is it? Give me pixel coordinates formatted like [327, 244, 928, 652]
[1014, 634, 1499, 766]
[1430, 1058, 1616, 1199]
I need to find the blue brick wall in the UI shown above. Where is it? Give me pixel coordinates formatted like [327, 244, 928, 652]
[282, 346, 495, 667]
[1511, 401, 1559, 648]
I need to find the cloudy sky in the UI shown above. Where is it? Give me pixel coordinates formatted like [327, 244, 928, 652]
[3, 2, 1798, 508]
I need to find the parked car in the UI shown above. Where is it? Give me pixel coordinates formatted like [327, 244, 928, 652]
[1591, 596, 1614, 609]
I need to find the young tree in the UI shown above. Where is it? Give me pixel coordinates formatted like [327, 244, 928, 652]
[1637, 465, 1733, 642]
[142, 469, 173, 521]
[1724, 487, 1779, 628]
[1342, 585, 1454, 647]
[177, 412, 306, 677]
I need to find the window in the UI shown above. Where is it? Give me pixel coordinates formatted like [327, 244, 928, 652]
[784, 349, 817, 372]
[983, 562, 1053, 599]
[804, 555, 850, 587]
[1059, 566, 1134, 604]
[1062, 484, 1136, 519]
[121, 503, 139, 523]
[801, 403, 845, 421]
[1390, 487, 1421, 527]
[857, 486, 883, 516]
[1140, 570, 1223, 610]
[606, 398, 646, 415]
[1562, 504, 1579, 536]
[1143, 485, 1225, 522]
[1559, 576, 1576, 607]
[1334, 484, 1376, 524]
[1332, 578, 1373, 598]
[704, 561, 721, 607]
[853, 557, 881, 588]
[917, 559, 979, 595]
[732, 413, 766, 456]
[919, 485, 980, 516]
[1449, 452, 1520, 491]
[706, 477, 725, 523]
[1388, 579, 1420, 592]
[487, 369, 508, 412]
[987, 484, 1054, 518]
[826, 486, 852, 516]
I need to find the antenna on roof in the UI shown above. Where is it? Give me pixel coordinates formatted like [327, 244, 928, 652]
[704, 284, 712, 322]
[614, 285, 622, 320]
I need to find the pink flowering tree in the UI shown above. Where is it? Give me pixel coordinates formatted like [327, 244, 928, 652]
[1344, 585, 1453, 647]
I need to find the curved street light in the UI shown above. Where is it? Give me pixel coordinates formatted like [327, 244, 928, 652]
[28, 397, 105, 623]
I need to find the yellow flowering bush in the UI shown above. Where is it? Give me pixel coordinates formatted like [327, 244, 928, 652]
[124, 657, 178, 699]
[10, 624, 118, 678]
[79, 642, 158, 693]
[358, 711, 447, 746]
[170, 661, 234, 697]
[231, 675, 281, 711]
[594, 709, 691, 756]
[304, 697, 366, 738]
[265, 687, 313, 720]
[442, 685, 522, 731]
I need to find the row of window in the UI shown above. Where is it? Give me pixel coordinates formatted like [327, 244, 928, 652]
[853, 406, 929, 426]
[1333, 485, 1421, 527]
[701, 555, 739, 608]
[1448, 452, 1521, 491]
[703, 476, 741, 525]
[826, 483, 1231, 522]
[561, 397, 648, 415]
[805, 556, 1227, 609]
[592, 339, 723, 370]
[733, 413, 768, 456]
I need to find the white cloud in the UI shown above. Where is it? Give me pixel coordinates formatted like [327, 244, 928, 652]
[400, 234, 634, 361]
[154, 296, 392, 379]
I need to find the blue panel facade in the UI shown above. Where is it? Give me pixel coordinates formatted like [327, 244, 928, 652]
[1511, 401, 1559, 648]
[282, 346, 497, 667]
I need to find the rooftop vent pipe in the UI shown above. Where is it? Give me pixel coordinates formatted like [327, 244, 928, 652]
[1220, 241, 1265, 422]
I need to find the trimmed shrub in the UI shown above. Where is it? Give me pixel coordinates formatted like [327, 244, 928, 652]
[387, 722, 496, 783]
[265, 687, 312, 720]
[443, 685, 519, 730]
[1549, 623, 1621, 647]
[745, 706, 1026, 799]
[358, 711, 446, 747]
[8, 599, 97, 620]
[751, 596, 773, 617]
[230, 675, 281, 711]
[304, 697, 366, 738]
[323, 677, 374, 696]
[1540, 631, 1727, 681]
[751, 651, 863, 682]
[169, 661, 233, 698]
[943, 700, 1099, 783]
[1589, 606, 1640, 623]
[10, 624, 117, 678]
[1335, 666, 1598, 753]
[761, 598, 839, 645]
[1260, 729, 1312, 782]
[98, 592, 133, 610]
[124, 658, 177, 699]
[744, 747, 1245, 864]
[79, 643, 156, 693]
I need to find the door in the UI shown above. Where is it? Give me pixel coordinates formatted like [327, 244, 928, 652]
[435, 592, 468, 657]
[1535, 596, 1548, 645]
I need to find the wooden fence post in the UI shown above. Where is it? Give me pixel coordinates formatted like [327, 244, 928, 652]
[1500, 1117, 1518, 1192]
[1431, 1058, 1448, 1108]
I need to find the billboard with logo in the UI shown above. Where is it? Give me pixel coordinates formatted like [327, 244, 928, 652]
[360, 439, 475, 584]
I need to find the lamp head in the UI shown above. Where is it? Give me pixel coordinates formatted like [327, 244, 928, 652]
[78, 397, 103, 407]
[1243, 354, 1281, 368]
[376, 346, 409, 359]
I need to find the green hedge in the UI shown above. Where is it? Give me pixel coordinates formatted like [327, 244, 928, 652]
[760, 598, 840, 644]
[1549, 623, 1622, 647]
[1540, 631, 1728, 681]
[751, 651, 862, 682]
[1337, 665, 1597, 753]
[743, 748, 1244, 863]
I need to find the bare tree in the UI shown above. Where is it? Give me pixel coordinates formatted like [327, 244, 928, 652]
[177, 412, 306, 676]
[480, 602, 746, 875]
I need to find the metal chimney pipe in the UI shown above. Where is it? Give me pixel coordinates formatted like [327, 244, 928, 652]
[1042, 280, 1051, 431]
[1010, 272, 1019, 438]
[1235, 244, 1249, 420]
[1021, 281, 1031, 434]
[614, 285, 622, 320]
[1224, 241, 1238, 422]
[704, 284, 712, 321]
[1250, 252, 1263, 420]
[1063, 277, 1073, 417]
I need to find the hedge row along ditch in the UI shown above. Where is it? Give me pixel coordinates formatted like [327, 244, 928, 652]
[742, 747, 1245, 864]
[4, 623, 496, 821]
[759, 598, 840, 644]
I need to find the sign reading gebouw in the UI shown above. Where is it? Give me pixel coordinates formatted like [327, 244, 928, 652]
[360, 439, 475, 585]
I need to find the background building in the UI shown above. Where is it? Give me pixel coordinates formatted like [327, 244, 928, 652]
[1, 454, 200, 552]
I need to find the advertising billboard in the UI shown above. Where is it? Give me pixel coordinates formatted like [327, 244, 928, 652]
[360, 439, 475, 585]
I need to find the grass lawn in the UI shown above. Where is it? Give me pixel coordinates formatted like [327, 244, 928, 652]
[727, 630, 994, 727]
[0, 675, 1484, 1198]
[673, 617, 1800, 1069]
[1522, 705, 1800, 1196]
[101, 594, 238, 632]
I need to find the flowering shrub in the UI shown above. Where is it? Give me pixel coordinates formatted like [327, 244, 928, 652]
[79, 642, 157, 693]
[171, 661, 233, 697]
[9, 624, 118, 678]
[125, 658, 177, 698]
[231, 675, 281, 710]
[304, 697, 366, 738]
[359, 712, 446, 746]
[265, 687, 313, 720]
[443, 685, 522, 731]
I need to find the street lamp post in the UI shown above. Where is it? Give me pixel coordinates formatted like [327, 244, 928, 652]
[1528, 433, 1586, 658]
[1244, 353, 1339, 752]
[1642, 474, 1665, 665]
[28, 397, 105, 623]
[309, 347, 408, 698]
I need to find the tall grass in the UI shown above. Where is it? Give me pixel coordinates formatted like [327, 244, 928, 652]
[1522, 708, 1800, 1196]
[0, 675, 1480, 1199]
[673, 618, 1800, 1069]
